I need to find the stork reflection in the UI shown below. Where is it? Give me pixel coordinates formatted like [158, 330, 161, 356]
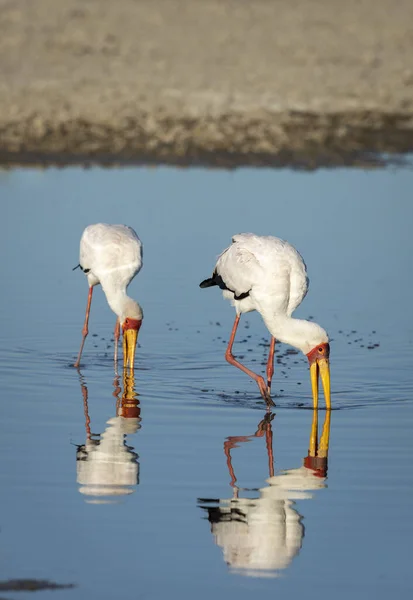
[76, 371, 141, 503]
[198, 409, 331, 577]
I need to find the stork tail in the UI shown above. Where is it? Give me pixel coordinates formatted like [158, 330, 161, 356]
[199, 277, 217, 289]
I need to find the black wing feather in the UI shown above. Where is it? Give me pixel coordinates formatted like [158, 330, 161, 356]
[199, 271, 250, 300]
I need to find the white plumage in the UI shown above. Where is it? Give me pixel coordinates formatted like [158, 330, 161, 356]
[80, 224, 142, 281]
[200, 233, 331, 408]
[205, 463, 327, 576]
[80, 224, 142, 320]
[206, 469, 322, 576]
[77, 415, 140, 503]
[74, 223, 143, 368]
[216, 233, 309, 318]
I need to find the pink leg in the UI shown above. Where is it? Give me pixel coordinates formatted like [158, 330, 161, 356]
[114, 319, 120, 365]
[224, 433, 261, 487]
[224, 413, 275, 488]
[265, 422, 275, 478]
[113, 374, 121, 412]
[74, 287, 93, 368]
[255, 413, 275, 477]
[224, 439, 239, 488]
[266, 337, 276, 393]
[80, 380, 91, 440]
[225, 315, 275, 407]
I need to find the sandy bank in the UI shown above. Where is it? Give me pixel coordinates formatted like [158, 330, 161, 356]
[1, 0, 413, 167]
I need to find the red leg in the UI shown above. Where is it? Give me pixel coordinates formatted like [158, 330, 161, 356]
[255, 414, 275, 476]
[224, 413, 275, 488]
[114, 318, 120, 365]
[225, 315, 275, 407]
[224, 440, 239, 488]
[266, 337, 276, 394]
[74, 286, 93, 368]
[224, 434, 260, 488]
[80, 380, 91, 440]
[113, 374, 122, 412]
[265, 422, 275, 478]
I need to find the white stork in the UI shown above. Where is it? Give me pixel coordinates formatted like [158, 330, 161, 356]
[73, 223, 143, 369]
[200, 233, 331, 408]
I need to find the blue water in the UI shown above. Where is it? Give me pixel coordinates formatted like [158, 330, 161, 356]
[1, 166, 412, 599]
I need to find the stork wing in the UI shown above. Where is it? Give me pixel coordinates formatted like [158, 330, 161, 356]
[215, 237, 263, 298]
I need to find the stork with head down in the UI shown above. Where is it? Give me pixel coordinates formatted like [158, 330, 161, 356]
[200, 233, 331, 409]
[73, 223, 143, 369]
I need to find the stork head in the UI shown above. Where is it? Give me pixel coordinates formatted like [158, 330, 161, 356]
[306, 338, 331, 410]
[121, 300, 143, 368]
[288, 320, 330, 409]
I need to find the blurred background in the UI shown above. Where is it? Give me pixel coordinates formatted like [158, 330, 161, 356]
[1, 0, 413, 167]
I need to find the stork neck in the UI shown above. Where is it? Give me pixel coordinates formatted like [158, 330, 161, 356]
[260, 312, 319, 355]
[105, 289, 129, 318]
[101, 282, 132, 321]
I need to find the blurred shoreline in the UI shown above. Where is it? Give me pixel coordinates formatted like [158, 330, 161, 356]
[1, 0, 413, 168]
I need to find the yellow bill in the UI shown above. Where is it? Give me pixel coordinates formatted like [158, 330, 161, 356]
[310, 357, 331, 410]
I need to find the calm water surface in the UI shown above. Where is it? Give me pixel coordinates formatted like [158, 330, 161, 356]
[1, 166, 412, 599]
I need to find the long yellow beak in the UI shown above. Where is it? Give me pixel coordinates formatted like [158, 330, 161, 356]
[310, 358, 331, 410]
[123, 328, 138, 369]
